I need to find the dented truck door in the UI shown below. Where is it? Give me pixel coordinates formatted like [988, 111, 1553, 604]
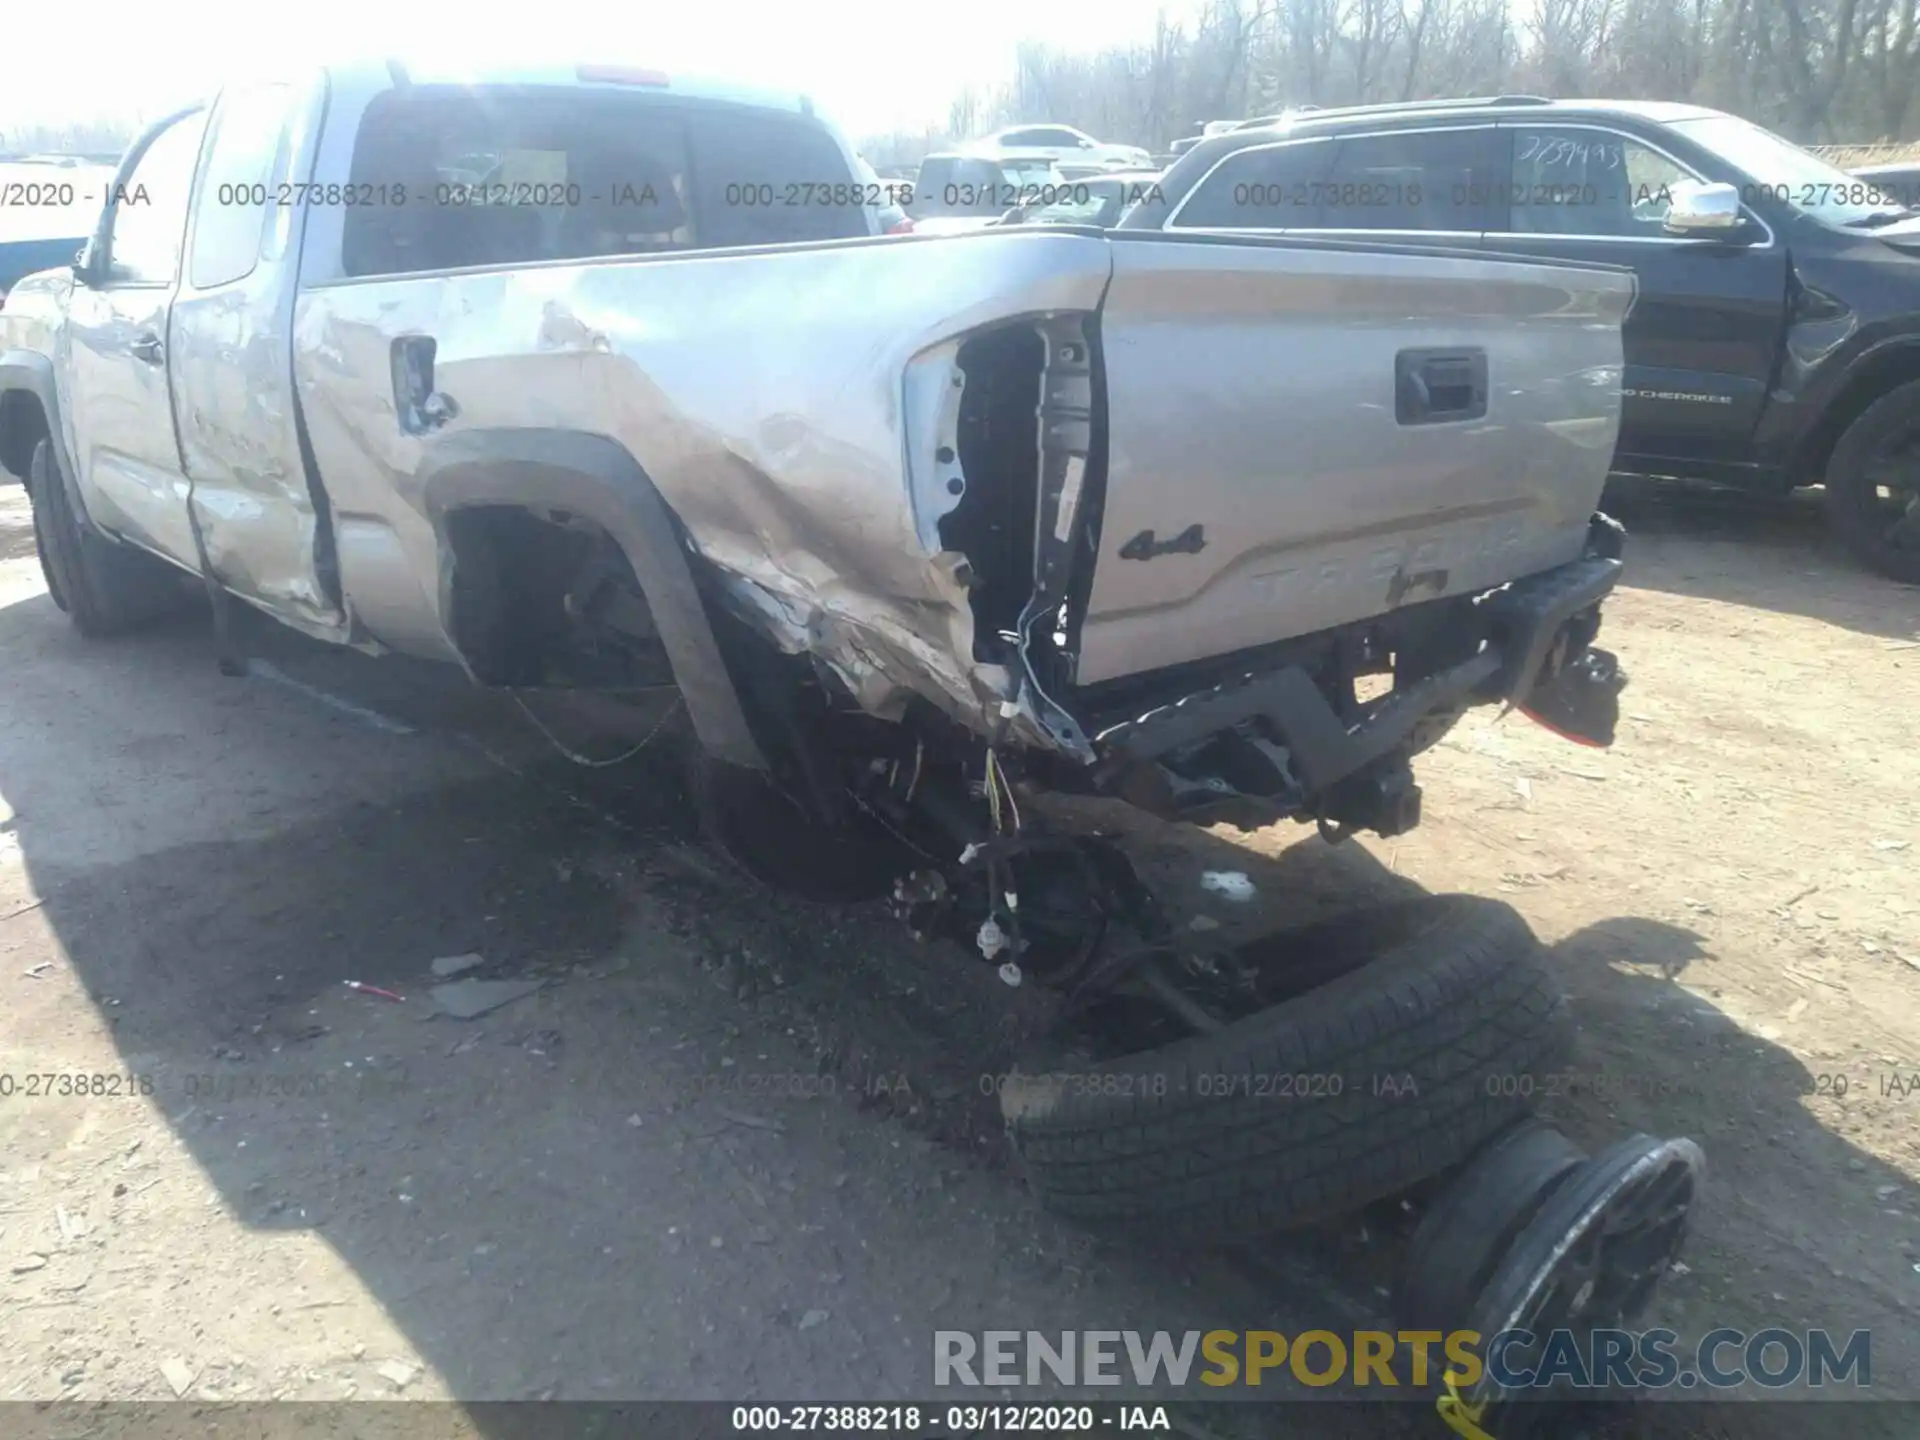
[1075, 232, 1635, 685]
[169, 78, 345, 637]
[60, 111, 207, 567]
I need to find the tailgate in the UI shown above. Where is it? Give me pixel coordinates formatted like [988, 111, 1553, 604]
[1074, 232, 1634, 686]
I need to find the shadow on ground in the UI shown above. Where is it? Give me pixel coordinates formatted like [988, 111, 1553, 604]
[1601, 475, 1920, 640]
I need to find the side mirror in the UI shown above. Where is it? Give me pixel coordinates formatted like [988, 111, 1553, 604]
[1077, 138, 1094, 149]
[1664, 180, 1745, 236]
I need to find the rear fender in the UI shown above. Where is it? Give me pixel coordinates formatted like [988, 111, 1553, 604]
[416, 428, 766, 771]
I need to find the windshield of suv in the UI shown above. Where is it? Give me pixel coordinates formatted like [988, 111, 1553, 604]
[1668, 114, 1910, 227]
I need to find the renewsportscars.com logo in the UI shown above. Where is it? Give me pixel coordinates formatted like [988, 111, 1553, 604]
[933, 1328, 1871, 1391]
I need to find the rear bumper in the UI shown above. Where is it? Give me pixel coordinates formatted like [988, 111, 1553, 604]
[1085, 513, 1626, 834]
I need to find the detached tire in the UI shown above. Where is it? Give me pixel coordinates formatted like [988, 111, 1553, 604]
[1001, 895, 1571, 1243]
[27, 438, 180, 636]
[1824, 379, 1920, 584]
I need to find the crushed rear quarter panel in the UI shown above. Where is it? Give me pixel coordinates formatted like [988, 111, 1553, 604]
[293, 229, 1114, 735]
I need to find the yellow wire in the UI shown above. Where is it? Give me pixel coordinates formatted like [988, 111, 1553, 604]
[986, 747, 1020, 832]
[1436, 1371, 1498, 1440]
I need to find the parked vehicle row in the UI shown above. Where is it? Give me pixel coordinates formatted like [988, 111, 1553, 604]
[959, 123, 1152, 177]
[898, 159, 1170, 232]
[1003, 169, 1168, 228]
[899, 152, 1067, 228]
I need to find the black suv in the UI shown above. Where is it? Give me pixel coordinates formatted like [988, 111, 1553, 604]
[1124, 96, 1920, 581]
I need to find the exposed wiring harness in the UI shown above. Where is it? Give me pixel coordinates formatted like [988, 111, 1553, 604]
[434, 581, 686, 769]
[970, 742, 1028, 980]
[505, 688, 685, 768]
[985, 746, 1022, 832]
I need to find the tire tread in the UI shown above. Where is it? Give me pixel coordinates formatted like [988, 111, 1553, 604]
[1004, 895, 1571, 1239]
[1824, 378, 1920, 585]
[27, 439, 180, 636]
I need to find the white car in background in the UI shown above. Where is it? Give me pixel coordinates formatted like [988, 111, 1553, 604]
[964, 124, 1151, 176]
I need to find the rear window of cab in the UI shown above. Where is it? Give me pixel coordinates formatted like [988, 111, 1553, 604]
[340, 86, 870, 276]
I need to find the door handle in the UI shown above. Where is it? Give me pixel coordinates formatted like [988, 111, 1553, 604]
[131, 332, 165, 366]
[1396, 347, 1487, 425]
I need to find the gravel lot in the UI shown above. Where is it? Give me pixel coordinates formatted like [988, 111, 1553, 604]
[1, 477, 1916, 1436]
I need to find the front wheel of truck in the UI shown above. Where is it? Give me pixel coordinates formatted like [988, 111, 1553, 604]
[1825, 379, 1920, 584]
[27, 439, 182, 636]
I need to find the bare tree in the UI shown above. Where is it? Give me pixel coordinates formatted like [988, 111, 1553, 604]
[1400, 0, 1437, 100]
[1773, 0, 1865, 136]
[875, 0, 1919, 155]
[1858, 0, 1920, 138]
[1, 118, 137, 159]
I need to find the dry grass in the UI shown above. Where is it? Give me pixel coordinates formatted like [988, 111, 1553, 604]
[1810, 140, 1920, 168]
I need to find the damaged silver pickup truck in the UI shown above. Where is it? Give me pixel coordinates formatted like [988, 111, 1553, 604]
[1, 62, 1702, 1424]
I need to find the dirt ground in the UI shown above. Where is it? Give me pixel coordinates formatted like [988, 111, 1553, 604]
[0, 475, 1916, 1436]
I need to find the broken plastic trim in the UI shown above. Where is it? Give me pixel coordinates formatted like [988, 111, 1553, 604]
[942, 327, 1045, 650]
[934, 314, 1100, 763]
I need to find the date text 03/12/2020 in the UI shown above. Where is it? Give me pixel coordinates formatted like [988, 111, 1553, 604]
[728, 1406, 1174, 1434]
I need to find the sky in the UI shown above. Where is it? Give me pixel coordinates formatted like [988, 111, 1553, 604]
[0, 0, 1185, 141]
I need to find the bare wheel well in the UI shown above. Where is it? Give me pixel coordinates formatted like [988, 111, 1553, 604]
[0, 390, 50, 482]
[441, 504, 671, 691]
[1793, 346, 1920, 487]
